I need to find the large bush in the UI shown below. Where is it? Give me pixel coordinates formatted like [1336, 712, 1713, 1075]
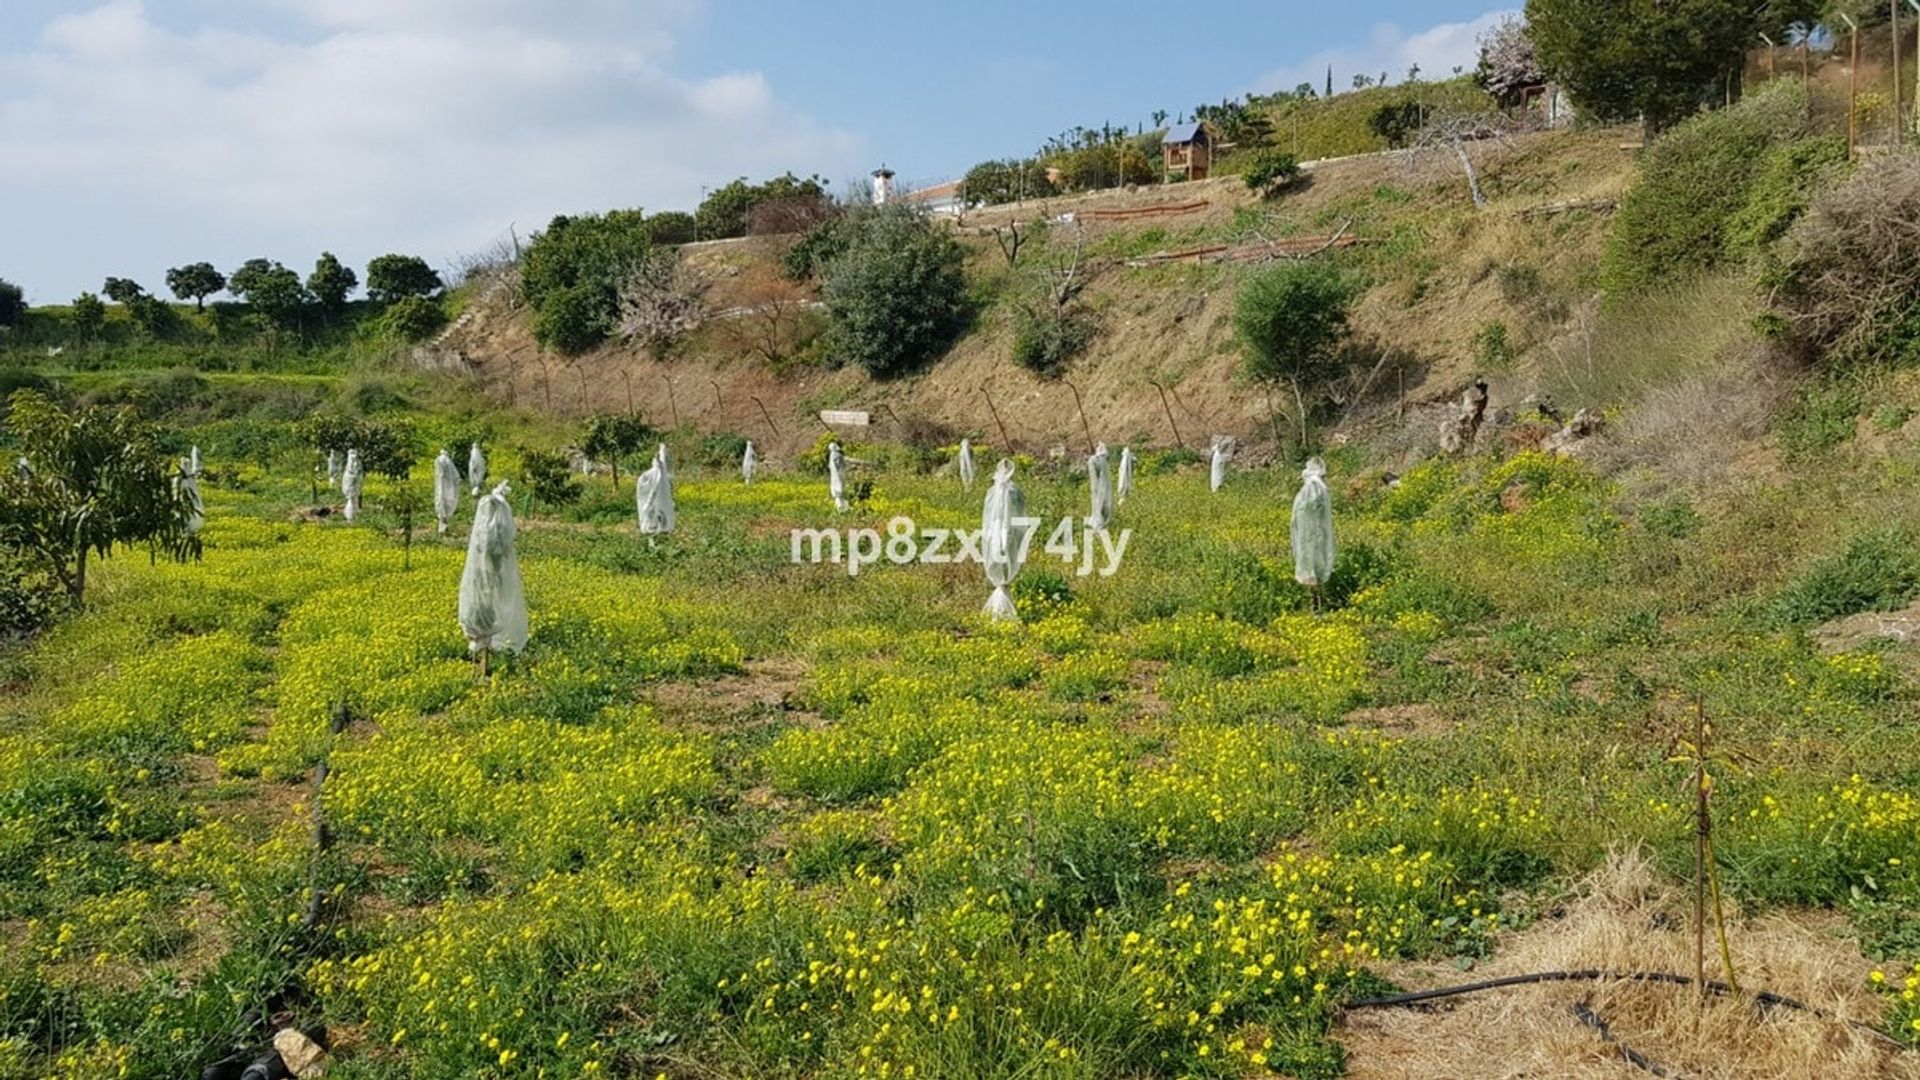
[960, 159, 1056, 207]
[521, 211, 652, 353]
[0, 279, 27, 328]
[1242, 150, 1302, 199]
[1011, 306, 1097, 378]
[1769, 152, 1920, 367]
[376, 295, 448, 343]
[819, 205, 967, 378]
[1600, 82, 1811, 295]
[1233, 261, 1358, 385]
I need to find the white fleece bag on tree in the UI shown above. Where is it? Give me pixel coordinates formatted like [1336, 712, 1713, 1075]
[433, 449, 462, 534]
[340, 449, 364, 522]
[981, 458, 1029, 623]
[1116, 447, 1135, 506]
[958, 438, 975, 490]
[326, 449, 339, 490]
[1209, 436, 1232, 493]
[177, 449, 204, 535]
[1086, 442, 1114, 531]
[742, 441, 756, 485]
[467, 443, 487, 497]
[635, 443, 676, 536]
[1291, 456, 1336, 588]
[828, 441, 848, 512]
[459, 481, 529, 655]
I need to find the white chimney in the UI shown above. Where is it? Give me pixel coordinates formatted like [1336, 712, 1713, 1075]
[871, 166, 896, 206]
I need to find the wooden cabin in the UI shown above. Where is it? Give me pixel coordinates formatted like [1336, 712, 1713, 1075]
[1162, 122, 1212, 182]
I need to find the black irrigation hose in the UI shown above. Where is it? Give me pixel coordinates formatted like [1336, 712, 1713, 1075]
[1571, 1002, 1685, 1079]
[1344, 968, 1906, 1049]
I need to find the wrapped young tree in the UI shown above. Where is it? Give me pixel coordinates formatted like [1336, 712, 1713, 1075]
[958, 438, 975, 489]
[458, 481, 528, 673]
[1210, 436, 1232, 493]
[178, 447, 204, 535]
[635, 443, 676, 538]
[1116, 446, 1136, 506]
[326, 449, 339, 489]
[467, 443, 487, 497]
[1290, 457, 1335, 593]
[1086, 443, 1114, 531]
[828, 441, 848, 512]
[981, 459, 1029, 623]
[433, 449, 461, 534]
[341, 450, 364, 521]
[742, 441, 756, 485]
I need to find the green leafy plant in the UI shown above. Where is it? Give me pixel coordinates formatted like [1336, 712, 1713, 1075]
[819, 205, 967, 378]
[1233, 261, 1357, 385]
[1242, 150, 1303, 199]
[1011, 306, 1097, 378]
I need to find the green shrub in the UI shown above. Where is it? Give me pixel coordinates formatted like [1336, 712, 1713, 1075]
[820, 205, 967, 378]
[1778, 379, 1860, 458]
[1011, 306, 1097, 377]
[1472, 320, 1516, 372]
[532, 283, 615, 355]
[1242, 150, 1303, 199]
[1773, 529, 1920, 625]
[1726, 134, 1849, 258]
[520, 448, 579, 510]
[375, 295, 447, 343]
[1367, 101, 1424, 148]
[522, 211, 652, 353]
[1601, 82, 1811, 295]
[1233, 261, 1357, 385]
[0, 279, 24, 328]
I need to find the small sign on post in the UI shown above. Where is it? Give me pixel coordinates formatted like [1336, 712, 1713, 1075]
[820, 409, 872, 428]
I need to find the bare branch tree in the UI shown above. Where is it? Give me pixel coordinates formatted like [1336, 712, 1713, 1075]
[1404, 110, 1516, 210]
[617, 250, 711, 356]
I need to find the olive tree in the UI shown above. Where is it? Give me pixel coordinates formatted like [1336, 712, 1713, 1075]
[820, 205, 967, 378]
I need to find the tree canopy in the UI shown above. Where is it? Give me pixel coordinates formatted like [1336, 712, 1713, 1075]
[819, 205, 967, 378]
[0, 280, 23, 328]
[308, 252, 359, 318]
[165, 263, 226, 311]
[1233, 261, 1357, 386]
[0, 390, 200, 603]
[365, 254, 443, 303]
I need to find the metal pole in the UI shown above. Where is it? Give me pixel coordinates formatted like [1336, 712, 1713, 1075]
[750, 396, 780, 436]
[1895, 2, 1904, 143]
[1843, 14, 1860, 159]
[1148, 380, 1185, 449]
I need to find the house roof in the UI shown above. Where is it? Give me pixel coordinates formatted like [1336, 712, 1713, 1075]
[903, 180, 962, 203]
[1163, 122, 1205, 145]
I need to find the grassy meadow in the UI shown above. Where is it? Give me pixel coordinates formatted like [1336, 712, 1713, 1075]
[2, 430, 1918, 1079]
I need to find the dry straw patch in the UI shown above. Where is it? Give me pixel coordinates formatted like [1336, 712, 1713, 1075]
[1339, 849, 1916, 1079]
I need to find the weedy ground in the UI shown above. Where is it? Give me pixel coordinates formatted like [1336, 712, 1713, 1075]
[2, 438, 1919, 1079]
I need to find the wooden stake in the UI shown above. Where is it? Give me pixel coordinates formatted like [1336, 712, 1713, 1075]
[1063, 379, 1095, 454]
[1149, 380, 1185, 449]
[751, 396, 780, 436]
[980, 386, 1014, 453]
[1895, 2, 1904, 142]
[665, 376, 680, 428]
[480, 648, 491, 680]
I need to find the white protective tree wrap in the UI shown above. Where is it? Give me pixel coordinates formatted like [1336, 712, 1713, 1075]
[1210, 436, 1232, 493]
[468, 443, 487, 497]
[742, 441, 756, 485]
[178, 450, 204, 535]
[326, 449, 339, 490]
[981, 458, 1029, 622]
[1086, 443, 1114, 532]
[341, 449, 364, 522]
[459, 481, 529, 655]
[433, 450, 462, 534]
[958, 439, 975, 490]
[1291, 457, 1336, 588]
[635, 443, 677, 535]
[828, 442, 848, 512]
[1116, 447, 1136, 506]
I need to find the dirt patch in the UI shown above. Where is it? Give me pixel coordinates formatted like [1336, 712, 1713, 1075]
[650, 657, 812, 728]
[1338, 850, 1917, 1079]
[1342, 702, 1451, 738]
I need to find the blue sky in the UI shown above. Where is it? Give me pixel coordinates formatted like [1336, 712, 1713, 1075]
[0, 1, 1509, 302]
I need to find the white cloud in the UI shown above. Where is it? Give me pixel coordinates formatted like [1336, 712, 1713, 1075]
[0, 0, 859, 299]
[1252, 9, 1517, 96]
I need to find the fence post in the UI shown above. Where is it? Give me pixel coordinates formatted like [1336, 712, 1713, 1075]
[979, 386, 1014, 453]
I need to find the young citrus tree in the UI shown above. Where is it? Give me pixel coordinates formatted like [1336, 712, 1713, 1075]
[0, 390, 200, 604]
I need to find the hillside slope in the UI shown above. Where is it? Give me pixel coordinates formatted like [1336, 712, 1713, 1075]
[435, 126, 1639, 463]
